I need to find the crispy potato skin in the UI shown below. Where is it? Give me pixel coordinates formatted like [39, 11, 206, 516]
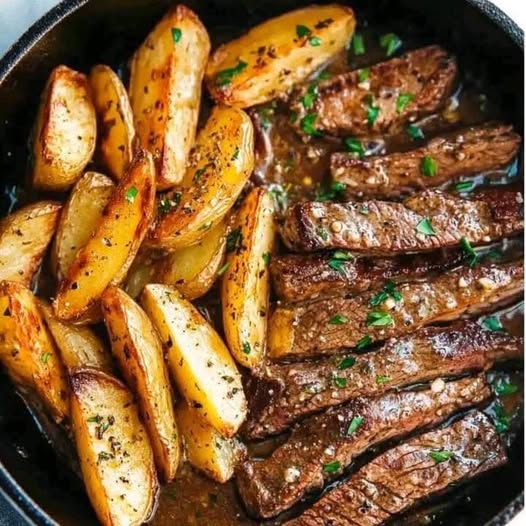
[222, 188, 275, 369]
[0, 201, 61, 287]
[32, 65, 97, 191]
[70, 368, 159, 526]
[141, 284, 247, 437]
[38, 300, 113, 373]
[52, 171, 115, 283]
[0, 281, 69, 423]
[129, 5, 211, 189]
[89, 65, 136, 180]
[149, 106, 254, 250]
[54, 150, 156, 322]
[156, 220, 227, 300]
[176, 402, 246, 483]
[101, 286, 181, 482]
[206, 4, 356, 107]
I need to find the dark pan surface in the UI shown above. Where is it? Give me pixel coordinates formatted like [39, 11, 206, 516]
[0, 1, 523, 525]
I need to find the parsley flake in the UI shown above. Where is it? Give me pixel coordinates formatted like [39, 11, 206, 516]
[300, 113, 323, 137]
[455, 180, 474, 193]
[356, 335, 373, 350]
[347, 416, 363, 435]
[171, 27, 182, 43]
[407, 124, 424, 140]
[215, 60, 248, 87]
[226, 229, 242, 252]
[344, 137, 365, 157]
[217, 262, 230, 276]
[495, 379, 518, 397]
[125, 186, 138, 203]
[482, 316, 504, 332]
[416, 217, 436, 236]
[329, 313, 348, 325]
[323, 461, 341, 474]
[333, 376, 347, 388]
[376, 375, 390, 385]
[379, 33, 402, 56]
[301, 84, 319, 109]
[328, 250, 354, 272]
[352, 33, 365, 55]
[366, 311, 394, 327]
[460, 237, 478, 267]
[337, 356, 356, 370]
[421, 155, 438, 177]
[242, 341, 251, 355]
[428, 450, 453, 463]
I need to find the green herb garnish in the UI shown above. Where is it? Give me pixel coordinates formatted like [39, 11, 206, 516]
[226, 228, 242, 252]
[317, 226, 329, 241]
[337, 356, 356, 370]
[494, 402, 513, 433]
[347, 416, 363, 435]
[309, 36, 322, 46]
[369, 280, 402, 307]
[171, 27, 182, 43]
[215, 60, 248, 87]
[376, 375, 390, 385]
[262, 252, 272, 266]
[396, 93, 414, 114]
[495, 380, 518, 397]
[352, 33, 365, 55]
[242, 341, 251, 355]
[300, 113, 323, 136]
[125, 186, 138, 203]
[344, 137, 365, 157]
[366, 311, 394, 327]
[460, 237, 478, 267]
[358, 68, 370, 83]
[366, 101, 380, 126]
[316, 181, 346, 201]
[296, 24, 311, 38]
[421, 155, 438, 177]
[416, 217, 436, 236]
[301, 84, 319, 109]
[217, 262, 230, 276]
[356, 335, 373, 350]
[333, 376, 347, 388]
[379, 33, 402, 56]
[328, 250, 354, 272]
[482, 316, 503, 332]
[428, 450, 453, 463]
[407, 124, 424, 140]
[323, 461, 341, 473]
[41, 352, 51, 364]
[329, 314, 349, 325]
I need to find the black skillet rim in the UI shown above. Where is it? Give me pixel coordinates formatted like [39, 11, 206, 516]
[0, 0, 523, 524]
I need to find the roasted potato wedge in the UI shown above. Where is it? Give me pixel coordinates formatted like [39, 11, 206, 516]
[0, 281, 69, 423]
[52, 171, 115, 283]
[222, 188, 275, 369]
[32, 65, 97, 191]
[176, 401, 246, 483]
[0, 201, 61, 287]
[123, 251, 160, 299]
[38, 300, 113, 373]
[70, 368, 158, 526]
[206, 4, 356, 107]
[54, 150, 156, 321]
[101, 286, 181, 482]
[129, 5, 210, 189]
[89, 65, 136, 180]
[156, 219, 227, 300]
[149, 105, 254, 250]
[141, 284, 246, 437]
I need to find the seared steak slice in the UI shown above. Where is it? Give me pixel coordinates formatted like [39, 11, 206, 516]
[331, 123, 521, 198]
[268, 261, 523, 359]
[244, 321, 523, 438]
[285, 411, 507, 526]
[280, 189, 523, 254]
[270, 250, 465, 303]
[237, 376, 490, 518]
[290, 46, 457, 138]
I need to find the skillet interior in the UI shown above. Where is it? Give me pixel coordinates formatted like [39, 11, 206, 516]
[0, 0, 523, 525]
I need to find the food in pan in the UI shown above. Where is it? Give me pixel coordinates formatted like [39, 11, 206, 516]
[0, 2, 522, 525]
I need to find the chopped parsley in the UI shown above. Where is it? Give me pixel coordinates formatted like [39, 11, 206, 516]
[242, 341, 251, 355]
[314, 70, 332, 81]
[376, 375, 390, 385]
[258, 106, 273, 130]
[407, 124, 424, 140]
[333, 376, 347, 388]
[495, 379, 518, 397]
[226, 228, 242, 252]
[317, 226, 329, 240]
[347, 416, 363, 435]
[231, 147, 240, 161]
[416, 217, 436, 236]
[421, 155, 438, 177]
[262, 252, 272, 266]
[301, 84, 319, 109]
[359, 205, 369, 215]
[352, 33, 365, 55]
[296, 24, 322, 46]
[396, 93, 414, 114]
[358, 68, 370, 83]
[269, 186, 287, 212]
[337, 356, 356, 370]
[379, 33, 402, 57]
[460, 237, 478, 267]
[217, 262, 230, 276]
[41, 352, 51, 364]
[428, 450, 453, 463]
[215, 60, 247, 87]
[482, 316, 503, 332]
[300, 113, 323, 137]
[171, 27, 182, 43]
[366, 311, 394, 327]
[455, 180, 474, 193]
[329, 313, 349, 325]
[328, 250, 354, 272]
[322, 461, 341, 474]
[158, 193, 181, 215]
[366, 96, 380, 126]
[356, 335, 373, 350]
[344, 137, 365, 157]
[316, 181, 346, 201]
[125, 186, 138, 203]
[494, 403, 513, 433]
[369, 280, 402, 307]
[309, 36, 322, 46]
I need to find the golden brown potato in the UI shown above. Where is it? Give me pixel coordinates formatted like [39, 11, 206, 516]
[89, 65, 136, 180]
[129, 5, 211, 189]
[70, 368, 159, 526]
[32, 65, 97, 191]
[101, 286, 181, 482]
[141, 284, 246, 437]
[206, 4, 356, 107]
[38, 300, 113, 373]
[176, 401, 246, 483]
[149, 105, 254, 250]
[54, 150, 156, 322]
[0, 281, 69, 423]
[52, 171, 115, 283]
[0, 201, 61, 287]
[221, 188, 275, 370]
[156, 219, 227, 300]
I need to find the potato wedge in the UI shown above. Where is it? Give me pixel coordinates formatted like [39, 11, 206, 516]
[123, 251, 160, 299]
[54, 150, 156, 321]
[38, 300, 113, 373]
[0, 201, 61, 287]
[221, 188, 275, 369]
[156, 219, 227, 300]
[176, 401, 246, 483]
[32, 65, 97, 191]
[129, 5, 210, 189]
[89, 65, 136, 181]
[52, 171, 115, 283]
[0, 281, 69, 423]
[101, 286, 181, 482]
[141, 284, 246, 437]
[70, 368, 158, 526]
[149, 105, 254, 250]
[206, 4, 356, 107]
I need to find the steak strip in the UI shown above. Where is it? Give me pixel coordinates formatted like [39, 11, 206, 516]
[285, 411, 507, 526]
[280, 189, 523, 254]
[331, 123, 521, 198]
[244, 321, 523, 439]
[270, 250, 466, 303]
[290, 46, 457, 138]
[236, 376, 491, 518]
[268, 261, 523, 359]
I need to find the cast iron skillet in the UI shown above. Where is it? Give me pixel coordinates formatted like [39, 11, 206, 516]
[0, 0, 523, 525]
